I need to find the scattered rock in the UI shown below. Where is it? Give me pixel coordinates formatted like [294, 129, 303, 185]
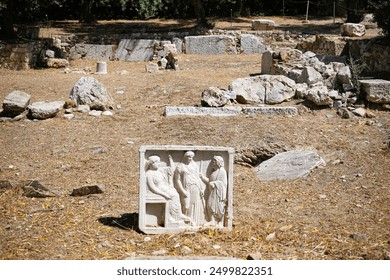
[23, 180, 56, 198]
[152, 249, 167, 256]
[1, 91, 31, 117]
[89, 110, 102, 117]
[338, 108, 353, 119]
[306, 85, 334, 107]
[352, 108, 366, 117]
[266, 232, 276, 241]
[181, 246, 192, 255]
[46, 58, 69, 68]
[0, 180, 13, 191]
[201, 86, 230, 107]
[350, 233, 368, 241]
[70, 184, 105, 196]
[246, 252, 262, 260]
[28, 101, 65, 119]
[146, 62, 159, 73]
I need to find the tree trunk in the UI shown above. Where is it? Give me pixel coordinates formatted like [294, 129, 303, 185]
[346, 0, 364, 23]
[0, 0, 17, 40]
[79, 0, 95, 23]
[190, 0, 208, 27]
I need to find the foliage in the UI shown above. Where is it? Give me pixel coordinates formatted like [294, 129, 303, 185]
[369, 0, 390, 38]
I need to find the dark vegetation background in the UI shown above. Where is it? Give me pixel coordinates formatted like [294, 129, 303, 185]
[0, 0, 389, 40]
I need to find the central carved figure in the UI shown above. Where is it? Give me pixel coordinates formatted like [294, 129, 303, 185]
[174, 151, 206, 226]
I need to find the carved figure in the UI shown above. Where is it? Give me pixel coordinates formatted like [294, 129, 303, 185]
[174, 151, 206, 226]
[200, 155, 228, 227]
[145, 155, 189, 223]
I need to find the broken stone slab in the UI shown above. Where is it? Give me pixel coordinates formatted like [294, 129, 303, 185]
[164, 106, 242, 117]
[201, 87, 230, 107]
[184, 35, 237, 55]
[70, 76, 114, 110]
[242, 106, 299, 116]
[360, 79, 390, 104]
[2, 90, 31, 117]
[341, 23, 366, 37]
[70, 184, 105, 197]
[252, 19, 276, 30]
[69, 44, 115, 60]
[240, 34, 266, 54]
[115, 39, 157, 61]
[139, 145, 234, 234]
[28, 101, 65, 119]
[255, 150, 325, 180]
[229, 75, 296, 105]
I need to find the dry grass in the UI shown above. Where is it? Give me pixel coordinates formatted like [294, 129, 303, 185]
[0, 18, 389, 260]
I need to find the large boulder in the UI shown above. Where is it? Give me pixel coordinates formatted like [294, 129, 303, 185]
[2, 91, 31, 117]
[255, 150, 325, 180]
[70, 77, 114, 110]
[229, 75, 296, 105]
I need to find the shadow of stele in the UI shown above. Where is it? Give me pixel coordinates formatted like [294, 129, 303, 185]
[98, 212, 141, 233]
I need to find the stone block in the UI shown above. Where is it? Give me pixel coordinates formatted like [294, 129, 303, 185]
[139, 145, 234, 234]
[164, 106, 242, 116]
[70, 44, 115, 60]
[184, 35, 237, 55]
[2, 91, 31, 117]
[28, 101, 65, 119]
[240, 34, 265, 54]
[242, 106, 299, 116]
[115, 39, 157, 61]
[341, 23, 366, 37]
[360, 79, 390, 104]
[252, 19, 276, 31]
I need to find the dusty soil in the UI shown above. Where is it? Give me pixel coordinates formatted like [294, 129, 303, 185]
[0, 17, 389, 260]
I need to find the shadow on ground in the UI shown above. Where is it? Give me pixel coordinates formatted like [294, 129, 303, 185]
[98, 212, 141, 233]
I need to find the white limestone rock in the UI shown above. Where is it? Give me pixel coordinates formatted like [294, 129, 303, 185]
[28, 101, 64, 119]
[70, 77, 114, 110]
[255, 150, 325, 180]
[341, 23, 366, 37]
[2, 91, 31, 117]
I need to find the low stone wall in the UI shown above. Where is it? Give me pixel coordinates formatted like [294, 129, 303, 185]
[0, 41, 44, 70]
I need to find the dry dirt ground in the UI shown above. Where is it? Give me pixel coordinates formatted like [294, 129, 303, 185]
[0, 17, 389, 260]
